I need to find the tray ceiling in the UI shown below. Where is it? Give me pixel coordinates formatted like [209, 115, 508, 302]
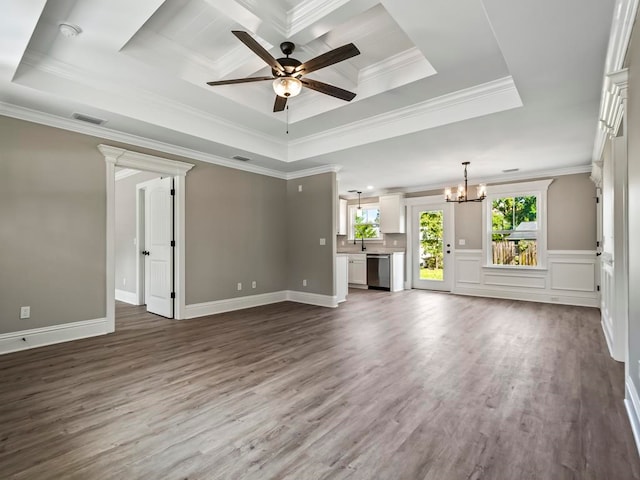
[0, 0, 616, 193]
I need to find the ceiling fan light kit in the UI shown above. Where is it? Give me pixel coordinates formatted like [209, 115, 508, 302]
[207, 31, 360, 112]
[445, 162, 486, 203]
[273, 77, 302, 97]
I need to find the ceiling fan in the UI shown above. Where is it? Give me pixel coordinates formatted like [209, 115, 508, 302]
[206, 31, 360, 112]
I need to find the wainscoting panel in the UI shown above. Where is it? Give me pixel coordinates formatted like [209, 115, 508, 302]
[484, 273, 546, 289]
[455, 252, 482, 284]
[452, 250, 599, 307]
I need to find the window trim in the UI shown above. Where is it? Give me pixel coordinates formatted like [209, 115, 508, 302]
[482, 179, 553, 269]
[348, 203, 382, 241]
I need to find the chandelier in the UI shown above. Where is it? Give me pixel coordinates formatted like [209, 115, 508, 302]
[445, 162, 486, 203]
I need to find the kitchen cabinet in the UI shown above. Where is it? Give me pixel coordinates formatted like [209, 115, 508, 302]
[391, 252, 405, 292]
[335, 254, 348, 303]
[337, 198, 348, 235]
[379, 193, 405, 233]
[348, 254, 367, 285]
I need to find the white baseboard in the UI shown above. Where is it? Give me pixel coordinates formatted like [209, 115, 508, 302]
[625, 376, 640, 457]
[0, 318, 110, 355]
[184, 291, 288, 319]
[602, 318, 616, 360]
[115, 289, 139, 305]
[452, 286, 599, 308]
[184, 290, 338, 319]
[286, 290, 338, 308]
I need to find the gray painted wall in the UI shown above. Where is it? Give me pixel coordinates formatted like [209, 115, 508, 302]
[115, 171, 160, 295]
[0, 117, 106, 333]
[0, 115, 335, 335]
[626, 25, 640, 395]
[185, 161, 288, 304]
[547, 173, 596, 250]
[287, 173, 336, 295]
[404, 173, 596, 250]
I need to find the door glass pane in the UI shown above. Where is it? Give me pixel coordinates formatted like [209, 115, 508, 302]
[419, 210, 444, 281]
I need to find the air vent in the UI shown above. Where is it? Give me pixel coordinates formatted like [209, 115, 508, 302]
[72, 113, 107, 125]
[232, 155, 251, 162]
[502, 168, 519, 173]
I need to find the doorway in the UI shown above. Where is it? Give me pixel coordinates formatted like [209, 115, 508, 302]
[411, 202, 454, 291]
[100, 144, 194, 331]
[136, 176, 175, 318]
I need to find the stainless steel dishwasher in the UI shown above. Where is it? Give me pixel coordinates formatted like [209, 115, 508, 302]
[367, 254, 391, 290]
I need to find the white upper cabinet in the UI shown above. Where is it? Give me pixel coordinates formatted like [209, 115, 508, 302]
[379, 194, 405, 233]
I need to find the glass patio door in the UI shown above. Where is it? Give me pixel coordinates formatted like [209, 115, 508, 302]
[412, 203, 453, 291]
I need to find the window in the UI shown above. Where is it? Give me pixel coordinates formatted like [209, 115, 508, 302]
[491, 195, 538, 266]
[349, 204, 381, 240]
[483, 179, 552, 268]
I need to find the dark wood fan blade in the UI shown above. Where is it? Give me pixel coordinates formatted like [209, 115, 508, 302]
[273, 95, 288, 112]
[301, 78, 356, 102]
[232, 31, 284, 73]
[295, 43, 360, 75]
[207, 76, 273, 86]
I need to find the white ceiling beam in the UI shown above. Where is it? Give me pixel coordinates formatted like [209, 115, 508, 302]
[0, 0, 47, 81]
[63, 0, 166, 51]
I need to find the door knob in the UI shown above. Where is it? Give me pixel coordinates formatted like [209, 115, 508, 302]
[142, 250, 150, 256]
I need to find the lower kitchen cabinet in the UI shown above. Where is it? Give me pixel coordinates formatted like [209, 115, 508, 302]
[348, 254, 367, 285]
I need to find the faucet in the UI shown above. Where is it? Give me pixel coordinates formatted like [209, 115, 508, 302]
[361, 233, 366, 251]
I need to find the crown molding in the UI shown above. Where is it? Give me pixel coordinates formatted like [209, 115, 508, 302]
[287, 0, 349, 36]
[380, 164, 592, 196]
[358, 47, 434, 83]
[0, 101, 289, 178]
[289, 76, 523, 161]
[1, 101, 347, 182]
[592, 0, 639, 163]
[286, 164, 342, 179]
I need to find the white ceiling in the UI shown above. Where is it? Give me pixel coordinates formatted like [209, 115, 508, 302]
[0, 0, 616, 194]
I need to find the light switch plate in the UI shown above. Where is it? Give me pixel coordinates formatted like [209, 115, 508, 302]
[458, 239, 466, 246]
[20, 306, 30, 319]
[319, 238, 326, 245]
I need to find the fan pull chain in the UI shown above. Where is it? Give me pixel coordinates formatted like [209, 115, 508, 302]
[286, 105, 289, 135]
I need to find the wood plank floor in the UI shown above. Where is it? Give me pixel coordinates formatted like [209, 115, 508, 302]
[1, 290, 639, 479]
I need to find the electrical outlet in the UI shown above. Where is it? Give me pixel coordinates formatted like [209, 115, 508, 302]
[319, 238, 326, 245]
[341, 240, 345, 246]
[20, 306, 30, 319]
[123, 278, 126, 287]
[298, 185, 303, 192]
[393, 240, 398, 246]
[302, 279, 307, 287]
[237, 282, 242, 291]
[458, 239, 466, 246]
[252, 281, 256, 289]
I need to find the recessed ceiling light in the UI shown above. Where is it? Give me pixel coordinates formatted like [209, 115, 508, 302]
[366, 185, 374, 190]
[502, 168, 519, 173]
[59, 23, 82, 38]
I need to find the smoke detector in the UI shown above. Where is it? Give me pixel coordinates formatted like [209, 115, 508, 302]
[59, 23, 82, 38]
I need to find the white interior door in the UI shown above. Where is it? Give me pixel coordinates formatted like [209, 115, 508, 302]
[412, 203, 454, 291]
[144, 177, 174, 318]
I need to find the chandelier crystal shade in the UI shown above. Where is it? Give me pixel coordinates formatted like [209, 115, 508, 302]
[445, 162, 486, 203]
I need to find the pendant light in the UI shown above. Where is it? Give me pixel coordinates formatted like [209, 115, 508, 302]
[445, 162, 486, 203]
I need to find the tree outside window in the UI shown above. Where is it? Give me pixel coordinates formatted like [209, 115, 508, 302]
[351, 206, 380, 240]
[491, 195, 538, 266]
